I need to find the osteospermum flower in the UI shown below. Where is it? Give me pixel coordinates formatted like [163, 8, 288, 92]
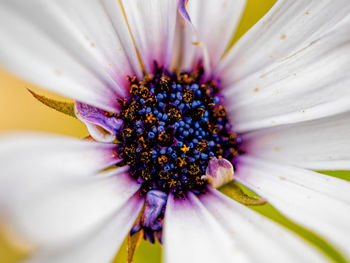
[0, 0, 350, 262]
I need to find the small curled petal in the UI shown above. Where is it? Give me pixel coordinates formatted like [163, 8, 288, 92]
[204, 157, 234, 188]
[75, 102, 123, 143]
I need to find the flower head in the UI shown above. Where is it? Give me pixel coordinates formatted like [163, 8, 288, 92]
[0, 0, 350, 263]
[115, 66, 240, 196]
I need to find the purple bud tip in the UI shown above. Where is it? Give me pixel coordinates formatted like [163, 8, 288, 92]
[130, 190, 168, 244]
[142, 190, 168, 230]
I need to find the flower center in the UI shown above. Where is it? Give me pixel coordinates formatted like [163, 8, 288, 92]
[117, 67, 239, 197]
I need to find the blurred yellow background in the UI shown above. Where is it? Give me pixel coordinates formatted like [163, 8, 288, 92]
[1, 0, 349, 262]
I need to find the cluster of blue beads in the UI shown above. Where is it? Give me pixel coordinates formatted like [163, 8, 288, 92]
[117, 67, 239, 196]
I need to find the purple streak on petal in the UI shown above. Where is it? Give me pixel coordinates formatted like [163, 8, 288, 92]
[168, 192, 193, 211]
[76, 102, 123, 136]
[178, 0, 191, 23]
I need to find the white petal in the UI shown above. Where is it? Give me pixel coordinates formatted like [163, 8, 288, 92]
[0, 0, 141, 112]
[119, 0, 177, 72]
[191, 0, 246, 68]
[217, 0, 350, 132]
[100, 0, 144, 79]
[6, 169, 139, 250]
[236, 156, 350, 260]
[219, 0, 350, 84]
[57, 0, 143, 88]
[172, 0, 246, 72]
[171, 3, 201, 72]
[200, 188, 328, 263]
[243, 112, 350, 170]
[26, 194, 143, 263]
[0, 134, 117, 193]
[163, 192, 250, 263]
[0, 134, 131, 247]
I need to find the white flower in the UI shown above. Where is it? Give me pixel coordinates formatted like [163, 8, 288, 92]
[0, 0, 350, 263]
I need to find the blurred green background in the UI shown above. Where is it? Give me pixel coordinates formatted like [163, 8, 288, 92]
[0, 0, 349, 262]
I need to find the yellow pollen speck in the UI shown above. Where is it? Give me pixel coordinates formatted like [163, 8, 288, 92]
[281, 34, 286, 40]
[181, 144, 190, 153]
[254, 88, 259, 92]
[169, 180, 177, 188]
[192, 41, 204, 47]
[306, 11, 310, 15]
